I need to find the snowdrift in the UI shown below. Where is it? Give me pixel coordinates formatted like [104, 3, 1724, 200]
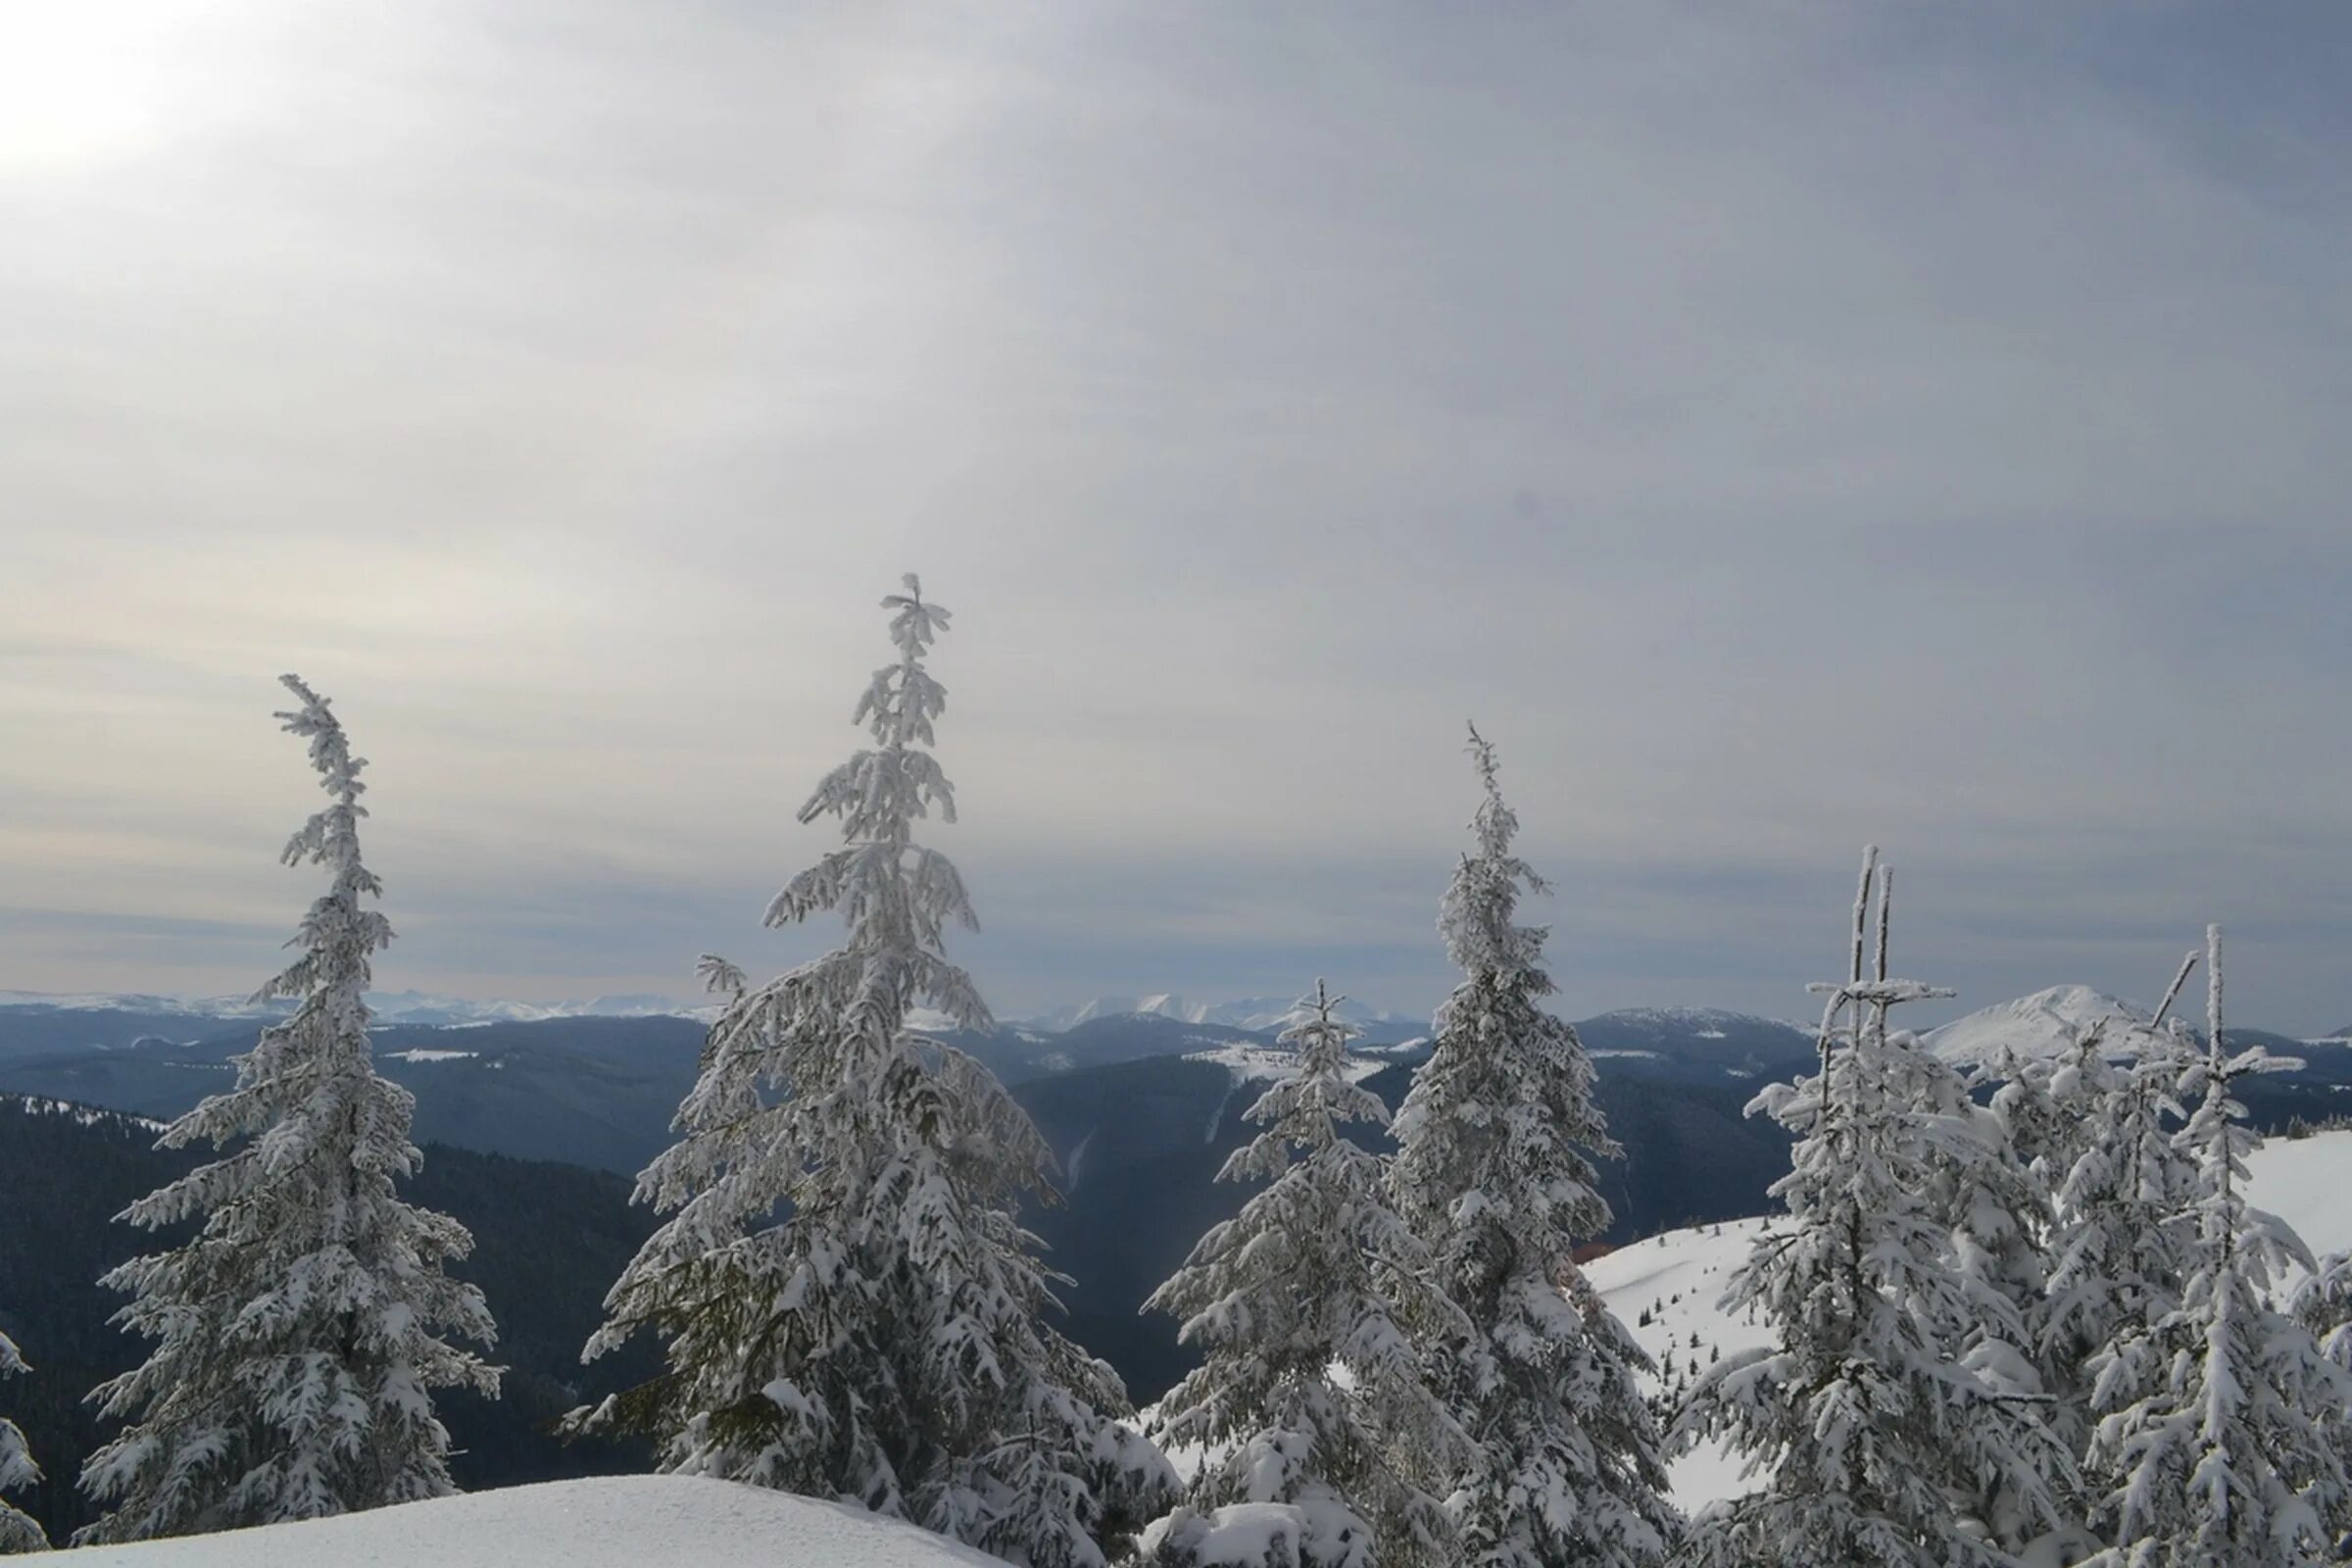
[58, 1476, 1000, 1567]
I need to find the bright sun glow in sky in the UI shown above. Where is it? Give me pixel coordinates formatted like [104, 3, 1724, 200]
[4, 5, 2351, 1031]
[0, 6, 194, 176]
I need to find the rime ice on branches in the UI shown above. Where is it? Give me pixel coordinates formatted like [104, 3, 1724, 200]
[1673, 849, 2072, 1568]
[80, 676, 499, 1544]
[1142, 980, 1466, 1568]
[1389, 726, 1678, 1568]
[581, 577, 1172, 1567]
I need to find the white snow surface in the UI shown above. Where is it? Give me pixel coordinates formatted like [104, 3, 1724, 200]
[1922, 984, 2148, 1067]
[1589, 1126, 2352, 1514]
[383, 1049, 478, 1063]
[1588, 1216, 1782, 1510]
[2243, 1128, 2352, 1260]
[55, 1475, 1000, 1567]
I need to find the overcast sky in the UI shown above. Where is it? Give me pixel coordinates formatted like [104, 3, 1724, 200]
[4, 3, 2350, 1033]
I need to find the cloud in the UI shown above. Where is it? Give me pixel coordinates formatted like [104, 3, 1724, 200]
[4, 3, 2350, 1029]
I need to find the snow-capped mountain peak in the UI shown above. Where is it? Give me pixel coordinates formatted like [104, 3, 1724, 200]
[1921, 984, 2149, 1068]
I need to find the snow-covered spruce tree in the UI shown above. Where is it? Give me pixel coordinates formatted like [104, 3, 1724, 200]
[78, 675, 499, 1545]
[579, 576, 1170, 1567]
[1388, 726, 1677, 1568]
[2083, 926, 2352, 1567]
[1942, 1043, 2076, 1546]
[0, 1333, 47, 1551]
[1672, 849, 2072, 1568]
[2040, 954, 2204, 1534]
[1142, 981, 1467, 1568]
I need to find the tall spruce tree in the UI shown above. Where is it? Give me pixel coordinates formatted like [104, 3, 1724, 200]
[0, 1333, 46, 1552]
[1142, 982, 1466, 1568]
[1672, 849, 2071, 1568]
[2083, 927, 2352, 1566]
[579, 576, 1170, 1567]
[1388, 727, 1677, 1568]
[78, 675, 499, 1544]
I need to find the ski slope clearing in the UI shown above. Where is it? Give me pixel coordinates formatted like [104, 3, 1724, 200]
[60, 1476, 1000, 1567]
[1591, 1127, 2352, 1512]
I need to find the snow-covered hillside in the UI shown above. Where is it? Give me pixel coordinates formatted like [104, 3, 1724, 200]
[59, 1476, 997, 1567]
[1922, 985, 2147, 1067]
[1591, 1126, 2352, 1513]
[1587, 1215, 1780, 1508]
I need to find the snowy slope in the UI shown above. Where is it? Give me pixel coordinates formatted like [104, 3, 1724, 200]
[1588, 1216, 1781, 1509]
[2244, 1128, 2352, 1260]
[1922, 985, 2148, 1068]
[59, 1476, 999, 1567]
[1591, 1126, 2352, 1514]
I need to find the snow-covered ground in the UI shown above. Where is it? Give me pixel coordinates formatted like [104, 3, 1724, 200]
[1588, 1215, 1781, 1508]
[1592, 1126, 2352, 1513]
[2244, 1129, 2352, 1259]
[58, 1476, 998, 1567]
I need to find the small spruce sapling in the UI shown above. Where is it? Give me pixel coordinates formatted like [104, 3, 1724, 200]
[1143, 981, 1466, 1568]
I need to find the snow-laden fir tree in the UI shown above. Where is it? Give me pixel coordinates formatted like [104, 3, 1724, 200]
[1672, 849, 2072, 1568]
[0, 1333, 47, 1552]
[579, 576, 1170, 1567]
[2039, 954, 2204, 1525]
[1388, 726, 1677, 1568]
[2082, 926, 2352, 1567]
[78, 675, 499, 1545]
[1142, 981, 1467, 1568]
[1940, 1043, 2077, 1548]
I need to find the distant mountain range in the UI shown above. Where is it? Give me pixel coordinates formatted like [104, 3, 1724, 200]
[0, 988, 712, 1028]
[1014, 993, 1426, 1044]
[5, 983, 2352, 1443]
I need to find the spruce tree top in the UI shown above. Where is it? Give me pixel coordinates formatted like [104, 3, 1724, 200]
[756, 572, 987, 1036]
